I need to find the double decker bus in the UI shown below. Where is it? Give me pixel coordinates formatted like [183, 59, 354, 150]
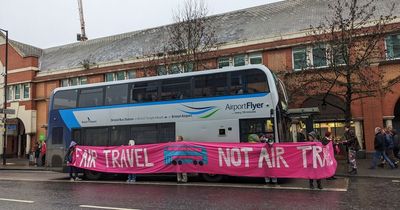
[47, 65, 289, 180]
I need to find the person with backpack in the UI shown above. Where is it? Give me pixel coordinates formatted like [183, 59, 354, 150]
[369, 127, 396, 169]
[65, 141, 81, 181]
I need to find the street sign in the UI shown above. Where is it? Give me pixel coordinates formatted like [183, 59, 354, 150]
[0, 109, 15, 114]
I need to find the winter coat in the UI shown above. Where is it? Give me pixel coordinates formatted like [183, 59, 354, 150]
[384, 133, 394, 149]
[374, 133, 386, 151]
[393, 134, 399, 150]
[345, 130, 359, 151]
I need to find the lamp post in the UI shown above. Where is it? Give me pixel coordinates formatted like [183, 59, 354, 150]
[0, 28, 8, 166]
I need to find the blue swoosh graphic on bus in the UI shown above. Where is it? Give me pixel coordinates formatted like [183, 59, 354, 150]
[181, 104, 214, 110]
[178, 107, 215, 115]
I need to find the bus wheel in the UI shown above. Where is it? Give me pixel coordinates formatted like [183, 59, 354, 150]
[201, 173, 224, 182]
[84, 170, 102, 180]
[193, 160, 198, 165]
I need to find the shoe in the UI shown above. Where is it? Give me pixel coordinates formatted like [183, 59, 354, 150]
[75, 177, 82, 181]
[127, 180, 131, 183]
[70, 178, 75, 181]
[309, 183, 314, 189]
[317, 184, 323, 190]
[349, 169, 357, 175]
[131, 179, 136, 183]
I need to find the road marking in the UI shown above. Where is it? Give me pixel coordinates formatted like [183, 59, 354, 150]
[80, 205, 140, 210]
[0, 198, 34, 203]
[392, 180, 400, 183]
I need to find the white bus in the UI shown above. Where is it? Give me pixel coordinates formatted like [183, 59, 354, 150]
[47, 65, 290, 180]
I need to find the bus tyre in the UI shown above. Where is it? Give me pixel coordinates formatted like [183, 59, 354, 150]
[201, 173, 224, 182]
[199, 161, 204, 166]
[178, 160, 183, 165]
[193, 160, 198, 165]
[172, 160, 177, 165]
[84, 170, 102, 180]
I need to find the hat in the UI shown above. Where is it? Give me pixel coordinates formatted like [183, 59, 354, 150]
[308, 131, 317, 139]
[128, 140, 135, 146]
[69, 141, 77, 148]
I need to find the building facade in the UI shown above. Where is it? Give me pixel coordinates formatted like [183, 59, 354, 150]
[1, 0, 400, 161]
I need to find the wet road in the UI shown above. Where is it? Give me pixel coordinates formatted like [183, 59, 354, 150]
[0, 174, 399, 209]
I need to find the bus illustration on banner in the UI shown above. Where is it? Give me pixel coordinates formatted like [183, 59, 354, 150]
[164, 145, 208, 166]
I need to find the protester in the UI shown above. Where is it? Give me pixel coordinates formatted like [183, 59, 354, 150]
[176, 135, 188, 183]
[297, 128, 306, 142]
[127, 139, 137, 183]
[34, 142, 41, 167]
[308, 131, 323, 189]
[322, 131, 337, 180]
[257, 133, 278, 185]
[344, 125, 359, 175]
[65, 141, 81, 181]
[41, 140, 47, 167]
[369, 127, 396, 169]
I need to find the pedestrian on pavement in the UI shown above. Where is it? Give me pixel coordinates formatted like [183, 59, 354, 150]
[344, 125, 359, 175]
[40, 140, 47, 167]
[308, 131, 323, 189]
[34, 142, 41, 167]
[392, 129, 400, 160]
[127, 139, 137, 183]
[65, 141, 81, 181]
[323, 131, 337, 180]
[384, 127, 398, 167]
[369, 127, 396, 169]
[176, 135, 188, 183]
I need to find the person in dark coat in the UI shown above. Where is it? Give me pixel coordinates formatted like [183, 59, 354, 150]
[308, 131, 323, 189]
[393, 129, 400, 160]
[369, 127, 395, 169]
[344, 125, 359, 175]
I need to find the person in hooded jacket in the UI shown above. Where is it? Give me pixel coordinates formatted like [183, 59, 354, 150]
[65, 141, 81, 181]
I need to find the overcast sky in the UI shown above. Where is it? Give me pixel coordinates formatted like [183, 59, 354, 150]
[0, 0, 281, 48]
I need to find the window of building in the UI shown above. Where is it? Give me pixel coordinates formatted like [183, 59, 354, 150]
[6, 83, 31, 101]
[386, 34, 400, 59]
[23, 84, 30, 98]
[312, 45, 327, 67]
[157, 66, 168, 76]
[105, 73, 115, 82]
[116, 71, 126, 80]
[61, 77, 88, 87]
[218, 57, 230, 68]
[127, 70, 136, 79]
[293, 47, 308, 70]
[14, 85, 20, 100]
[249, 53, 262, 64]
[234, 55, 246, 66]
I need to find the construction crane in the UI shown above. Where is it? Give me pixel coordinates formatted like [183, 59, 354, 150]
[77, 0, 88, 41]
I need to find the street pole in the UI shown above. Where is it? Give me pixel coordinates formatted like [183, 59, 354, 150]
[0, 28, 8, 165]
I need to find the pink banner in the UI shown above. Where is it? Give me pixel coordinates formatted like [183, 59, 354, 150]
[71, 142, 337, 179]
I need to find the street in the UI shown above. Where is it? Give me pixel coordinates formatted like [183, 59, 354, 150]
[0, 171, 399, 209]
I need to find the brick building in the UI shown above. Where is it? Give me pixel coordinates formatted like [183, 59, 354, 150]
[0, 0, 399, 160]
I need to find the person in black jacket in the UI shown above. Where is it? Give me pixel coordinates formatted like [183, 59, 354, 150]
[369, 127, 395, 169]
[344, 125, 359, 175]
[393, 129, 400, 160]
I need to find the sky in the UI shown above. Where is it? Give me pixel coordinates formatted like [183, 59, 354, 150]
[0, 0, 282, 49]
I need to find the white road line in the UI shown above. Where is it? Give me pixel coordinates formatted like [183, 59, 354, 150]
[0, 198, 35, 203]
[392, 180, 400, 183]
[80, 205, 140, 210]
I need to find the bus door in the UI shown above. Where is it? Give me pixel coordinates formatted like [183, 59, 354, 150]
[239, 118, 274, 142]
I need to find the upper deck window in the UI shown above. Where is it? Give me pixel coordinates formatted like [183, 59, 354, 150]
[53, 90, 78, 110]
[78, 88, 104, 108]
[105, 84, 128, 105]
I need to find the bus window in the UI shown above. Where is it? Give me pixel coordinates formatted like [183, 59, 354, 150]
[161, 77, 191, 101]
[53, 90, 77, 110]
[193, 73, 227, 98]
[84, 127, 109, 146]
[105, 84, 128, 105]
[230, 71, 245, 94]
[110, 126, 129, 146]
[78, 88, 104, 107]
[72, 129, 82, 145]
[51, 127, 63, 145]
[130, 82, 159, 103]
[246, 69, 269, 93]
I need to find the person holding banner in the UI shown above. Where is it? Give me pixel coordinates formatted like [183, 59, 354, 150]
[308, 131, 323, 189]
[127, 139, 137, 183]
[251, 134, 278, 185]
[65, 141, 81, 181]
[176, 135, 188, 183]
